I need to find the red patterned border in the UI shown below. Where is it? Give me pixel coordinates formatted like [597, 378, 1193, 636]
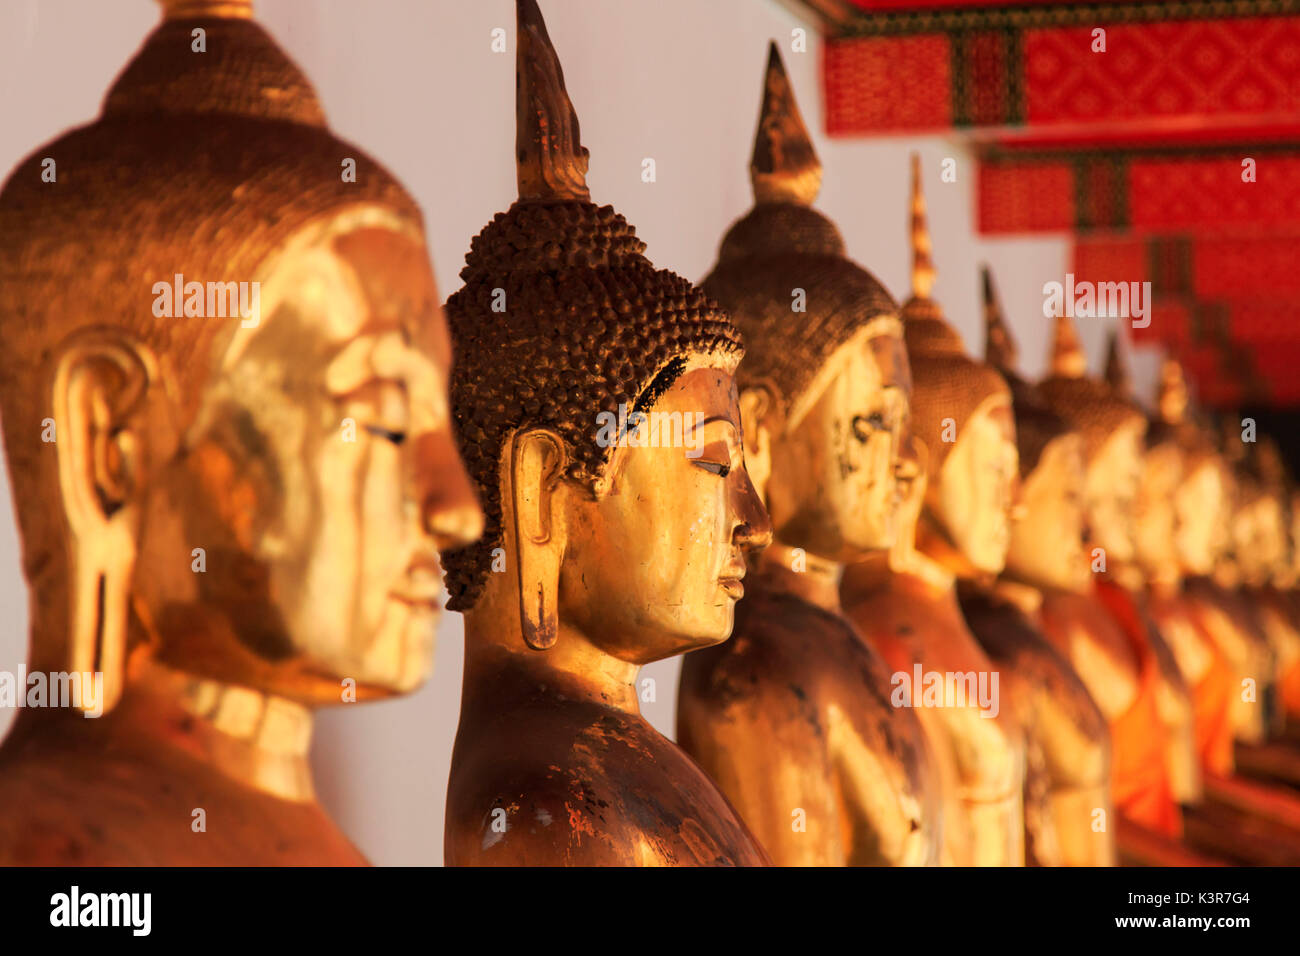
[979, 146, 1300, 234]
[1069, 235, 1300, 404]
[823, 12, 1300, 136]
[824, 35, 952, 132]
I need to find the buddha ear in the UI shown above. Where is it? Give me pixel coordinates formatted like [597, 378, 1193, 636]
[508, 428, 568, 651]
[739, 386, 776, 501]
[51, 329, 160, 716]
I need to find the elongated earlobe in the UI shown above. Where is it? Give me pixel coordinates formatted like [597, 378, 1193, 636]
[52, 329, 156, 715]
[509, 429, 567, 650]
[739, 386, 774, 502]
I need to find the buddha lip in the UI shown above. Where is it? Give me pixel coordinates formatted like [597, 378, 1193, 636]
[391, 590, 443, 609]
[718, 576, 745, 600]
[393, 557, 445, 607]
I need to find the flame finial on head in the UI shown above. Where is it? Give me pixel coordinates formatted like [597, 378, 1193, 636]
[1049, 311, 1087, 378]
[516, 0, 590, 202]
[982, 265, 1018, 374]
[750, 42, 821, 206]
[909, 154, 936, 301]
[1104, 329, 1131, 397]
[1157, 355, 1189, 426]
[159, 0, 252, 18]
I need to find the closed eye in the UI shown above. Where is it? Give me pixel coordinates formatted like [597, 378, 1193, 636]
[852, 413, 887, 442]
[364, 424, 407, 446]
[694, 459, 731, 478]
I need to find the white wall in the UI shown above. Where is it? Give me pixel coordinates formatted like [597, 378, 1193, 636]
[1, 0, 1122, 865]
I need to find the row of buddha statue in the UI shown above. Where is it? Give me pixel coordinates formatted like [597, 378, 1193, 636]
[1, 0, 1298, 866]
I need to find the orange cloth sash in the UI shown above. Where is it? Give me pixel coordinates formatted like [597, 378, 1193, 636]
[1095, 582, 1182, 837]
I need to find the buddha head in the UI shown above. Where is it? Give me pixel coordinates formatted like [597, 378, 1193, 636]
[1110, 341, 1184, 587]
[984, 268, 1089, 593]
[442, 0, 769, 663]
[1290, 489, 1300, 588]
[701, 45, 909, 565]
[1150, 360, 1228, 578]
[1254, 439, 1296, 589]
[903, 168, 1016, 578]
[1037, 315, 1147, 570]
[1231, 440, 1289, 589]
[0, 0, 482, 715]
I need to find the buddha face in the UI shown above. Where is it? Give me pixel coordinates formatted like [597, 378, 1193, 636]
[1134, 442, 1183, 581]
[1175, 455, 1226, 576]
[764, 329, 910, 561]
[132, 218, 482, 703]
[934, 395, 1018, 575]
[1083, 419, 1144, 566]
[1006, 433, 1090, 593]
[1289, 492, 1300, 586]
[1236, 489, 1285, 587]
[558, 364, 771, 663]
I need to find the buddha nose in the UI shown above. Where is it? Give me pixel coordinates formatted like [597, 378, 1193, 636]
[413, 429, 484, 551]
[1006, 472, 1026, 523]
[733, 465, 773, 553]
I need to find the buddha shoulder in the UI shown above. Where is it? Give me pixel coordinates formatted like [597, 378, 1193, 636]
[0, 734, 365, 865]
[1038, 590, 1141, 719]
[447, 699, 761, 866]
[961, 590, 1109, 783]
[729, 586, 892, 689]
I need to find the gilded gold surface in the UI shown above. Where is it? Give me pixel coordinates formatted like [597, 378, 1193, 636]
[0, 1, 480, 864]
[842, 168, 1026, 867]
[442, 0, 771, 866]
[678, 48, 938, 866]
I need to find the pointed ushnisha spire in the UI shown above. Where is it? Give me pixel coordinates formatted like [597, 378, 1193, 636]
[909, 154, 936, 301]
[1104, 329, 1131, 396]
[750, 42, 821, 206]
[982, 265, 1018, 373]
[1049, 311, 1087, 378]
[1157, 355, 1189, 425]
[159, 0, 252, 18]
[516, 0, 590, 202]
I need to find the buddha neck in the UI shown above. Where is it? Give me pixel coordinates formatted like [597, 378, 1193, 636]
[1136, 557, 1179, 596]
[1213, 561, 1241, 590]
[756, 540, 843, 613]
[461, 613, 641, 717]
[8, 652, 316, 803]
[889, 519, 955, 593]
[915, 511, 985, 586]
[1107, 560, 1146, 592]
[993, 577, 1044, 620]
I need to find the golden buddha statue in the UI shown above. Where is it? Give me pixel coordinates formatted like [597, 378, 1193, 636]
[1103, 339, 1205, 809]
[1191, 417, 1279, 744]
[1033, 315, 1189, 851]
[1116, 359, 1300, 862]
[0, 0, 482, 864]
[1159, 396, 1275, 750]
[841, 169, 1028, 867]
[1134, 359, 1238, 784]
[1227, 449, 1287, 724]
[1283, 482, 1300, 726]
[441, 0, 772, 867]
[676, 48, 940, 867]
[1245, 441, 1300, 731]
[1218, 440, 1300, 787]
[955, 267, 1115, 867]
